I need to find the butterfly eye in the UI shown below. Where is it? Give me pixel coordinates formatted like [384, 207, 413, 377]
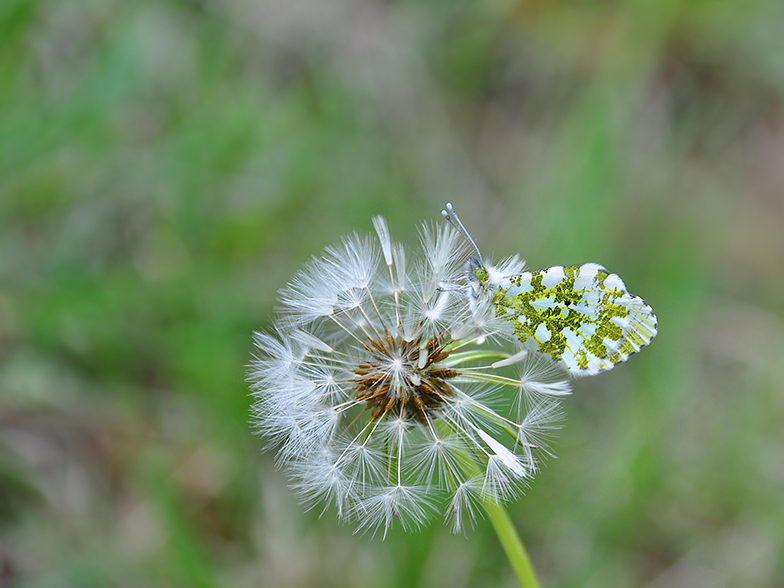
[475, 268, 488, 283]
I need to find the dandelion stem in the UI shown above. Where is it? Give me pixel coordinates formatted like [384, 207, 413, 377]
[484, 500, 541, 588]
[450, 421, 542, 588]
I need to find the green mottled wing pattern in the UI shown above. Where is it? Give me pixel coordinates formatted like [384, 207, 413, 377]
[492, 263, 657, 375]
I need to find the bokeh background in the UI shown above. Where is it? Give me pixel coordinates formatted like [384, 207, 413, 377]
[2, 0, 784, 586]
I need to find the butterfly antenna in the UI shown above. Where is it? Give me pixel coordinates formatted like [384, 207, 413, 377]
[441, 202, 483, 259]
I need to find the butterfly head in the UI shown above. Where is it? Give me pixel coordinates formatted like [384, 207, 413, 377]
[465, 255, 514, 311]
[468, 258, 489, 284]
[465, 256, 491, 297]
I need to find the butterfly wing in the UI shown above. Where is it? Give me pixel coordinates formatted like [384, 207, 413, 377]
[492, 263, 657, 376]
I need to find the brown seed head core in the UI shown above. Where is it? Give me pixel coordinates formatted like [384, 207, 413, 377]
[352, 329, 458, 422]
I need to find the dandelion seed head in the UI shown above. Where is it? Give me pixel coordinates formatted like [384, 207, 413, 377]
[249, 214, 568, 534]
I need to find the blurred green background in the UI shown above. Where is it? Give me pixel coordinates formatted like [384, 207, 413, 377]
[2, 0, 784, 586]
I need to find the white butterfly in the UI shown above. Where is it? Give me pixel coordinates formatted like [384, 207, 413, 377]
[442, 203, 657, 376]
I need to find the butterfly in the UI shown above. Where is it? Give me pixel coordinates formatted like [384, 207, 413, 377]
[442, 203, 657, 376]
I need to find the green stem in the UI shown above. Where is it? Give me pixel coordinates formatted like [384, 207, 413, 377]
[484, 500, 541, 588]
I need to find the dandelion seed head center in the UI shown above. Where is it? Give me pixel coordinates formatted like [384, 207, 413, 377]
[351, 328, 459, 422]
